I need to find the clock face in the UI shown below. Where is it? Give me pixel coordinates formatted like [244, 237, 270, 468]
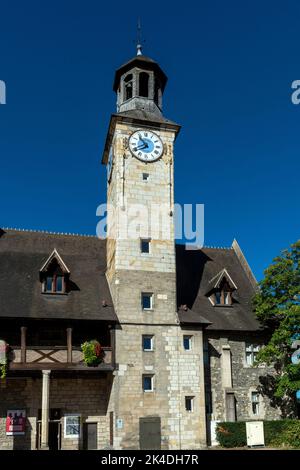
[128, 130, 163, 162]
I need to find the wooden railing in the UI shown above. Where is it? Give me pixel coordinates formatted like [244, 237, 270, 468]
[8, 346, 113, 371]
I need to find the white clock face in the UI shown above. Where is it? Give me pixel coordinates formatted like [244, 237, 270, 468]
[128, 130, 163, 162]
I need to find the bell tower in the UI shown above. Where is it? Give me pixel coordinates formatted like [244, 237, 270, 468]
[113, 53, 167, 115]
[101, 47, 207, 450]
[102, 49, 181, 290]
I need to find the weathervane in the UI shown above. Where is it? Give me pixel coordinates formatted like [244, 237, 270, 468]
[136, 18, 145, 56]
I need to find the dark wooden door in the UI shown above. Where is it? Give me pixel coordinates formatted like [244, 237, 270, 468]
[139, 417, 161, 450]
[225, 392, 237, 421]
[48, 421, 61, 450]
[83, 423, 97, 450]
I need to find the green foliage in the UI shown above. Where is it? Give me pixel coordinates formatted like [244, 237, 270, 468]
[216, 421, 300, 449]
[216, 422, 246, 448]
[253, 240, 300, 398]
[81, 340, 103, 366]
[0, 362, 7, 379]
[264, 420, 300, 448]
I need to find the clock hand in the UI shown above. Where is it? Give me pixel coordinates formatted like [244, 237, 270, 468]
[136, 143, 148, 150]
[138, 134, 149, 146]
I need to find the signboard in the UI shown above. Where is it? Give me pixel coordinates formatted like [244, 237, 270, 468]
[0, 340, 6, 364]
[116, 418, 123, 429]
[6, 410, 26, 436]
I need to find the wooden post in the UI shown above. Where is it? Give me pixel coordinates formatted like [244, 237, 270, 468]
[67, 328, 72, 363]
[21, 327, 27, 363]
[110, 328, 116, 367]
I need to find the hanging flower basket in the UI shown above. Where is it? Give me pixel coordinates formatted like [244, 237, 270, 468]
[81, 340, 103, 366]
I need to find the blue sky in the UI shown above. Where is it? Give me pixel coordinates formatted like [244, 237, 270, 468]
[0, 0, 299, 280]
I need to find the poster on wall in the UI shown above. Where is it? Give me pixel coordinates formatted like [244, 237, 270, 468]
[6, 410, 26, 435]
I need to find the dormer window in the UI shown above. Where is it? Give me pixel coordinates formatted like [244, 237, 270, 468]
[40, 249, 70, 295]
[207, 269, 237, 307]
[214, 286, 232, 306]
[45, 274, 64, 293]
[124, 74, 133, 100]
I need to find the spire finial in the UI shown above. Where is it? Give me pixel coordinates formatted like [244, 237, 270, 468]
[136, 18, 143, 56]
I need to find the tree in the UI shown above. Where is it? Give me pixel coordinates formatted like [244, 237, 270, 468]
[253, 240, 300, 408]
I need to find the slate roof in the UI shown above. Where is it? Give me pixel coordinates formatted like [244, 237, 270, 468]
[176, 244, 262, 331]
[0, 229, 117, 322]
[0, 229, 261, 331]
[116, 109, 180, 128]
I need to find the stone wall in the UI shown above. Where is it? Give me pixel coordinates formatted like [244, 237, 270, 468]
[107, 123, 176, 276]
[106, 121, 207, 450]
[0, 376, 112, 450]
[204, 332, 282, 424]
[111, 324, 206, 450]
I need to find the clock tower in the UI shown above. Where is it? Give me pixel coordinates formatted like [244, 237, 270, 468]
[102, 49, 207, 449]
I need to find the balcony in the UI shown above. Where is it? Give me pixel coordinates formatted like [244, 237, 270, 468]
[8, 345, 114, 372]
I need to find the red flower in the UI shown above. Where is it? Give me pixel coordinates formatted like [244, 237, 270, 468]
[94, 343, 102, 357]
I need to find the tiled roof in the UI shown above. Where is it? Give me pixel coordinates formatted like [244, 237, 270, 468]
[0, 228, 261, 331]
[176, 244, 261, 331]
[0, 229, 117, 322]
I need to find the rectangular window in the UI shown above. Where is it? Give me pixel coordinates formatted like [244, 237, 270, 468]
[143, 375, 154, 392]
[185, 396, 194, 412]
[64, 415, 81, 438]
[56, 276, 63, 292]
[183, 335, 192, 351]
[142, 173, 149, 181]
[46, 277, 53, 292]
[143, 335, 154, 351]
[251, 392, 260, 415]
[215, 292, 221, 304]
[142, 293, 153, 310]
[141, 239, 150, 254]
[246, 343, 260, 366]
[224, 292, 231, 305]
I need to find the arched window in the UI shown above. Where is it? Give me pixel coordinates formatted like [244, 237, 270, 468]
[139, 72, 149, 98]
[124, 74, 133, 100]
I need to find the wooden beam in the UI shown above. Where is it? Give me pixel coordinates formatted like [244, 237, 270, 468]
[66, 328, 72, 363]
[21, 327, 27, 363]
[10, 362, 114, 371]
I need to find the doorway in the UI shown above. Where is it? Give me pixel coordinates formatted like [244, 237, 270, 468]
[225, 392, 237, 422]
[37, 408, 62, 450]
[139, 417, 161, 450]
[83, 422, 98, 450]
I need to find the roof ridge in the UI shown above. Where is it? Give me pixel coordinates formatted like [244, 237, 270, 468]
[203, 245, 233, 250]
[1, 227, 99, 239]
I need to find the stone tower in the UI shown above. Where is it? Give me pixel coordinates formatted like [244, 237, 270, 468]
[102, 48, 207, 449]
